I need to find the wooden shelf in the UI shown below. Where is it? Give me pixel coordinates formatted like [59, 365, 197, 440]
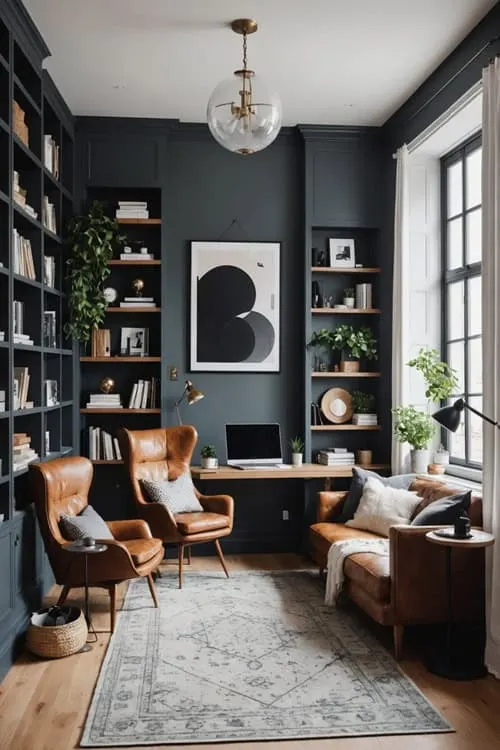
[311, 308, 380, 314]
[311, 267, 380, 273]
[106, 307, 161, 313]
[81, 408, 160, 414]
[91, 460, 123, 465]
[116, 218, 161, 225]
[312, 371, 380, 378]
[80, 356, 161, 363]
[311, 425, 381, 431]
[108, 260, 160, 266]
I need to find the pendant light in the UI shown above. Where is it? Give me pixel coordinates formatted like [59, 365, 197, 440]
[207, 19, 282, 155]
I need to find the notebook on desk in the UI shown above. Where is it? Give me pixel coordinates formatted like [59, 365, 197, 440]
[225, 423, 284, 469]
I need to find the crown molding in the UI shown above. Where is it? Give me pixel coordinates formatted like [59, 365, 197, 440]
[3, 0, 50, 66]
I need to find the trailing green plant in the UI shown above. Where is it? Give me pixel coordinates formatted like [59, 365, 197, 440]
[331, 324, 378, 360]
[201, 444, 217, 458]
[392, 405, 435, 450]
[344, 287, 355, 298]
[308, 328, 333, 349]
[289, 436, 304, 454]
[64, 201, 125, 343]
[352, 391, 376, 414]
[407, 348, 458, 402]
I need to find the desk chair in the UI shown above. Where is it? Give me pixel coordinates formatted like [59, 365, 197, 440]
[119, 426, 234, 588]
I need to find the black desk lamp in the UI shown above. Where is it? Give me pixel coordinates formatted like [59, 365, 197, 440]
[175, 380, 204, 424]
[432, 398, 499, 432]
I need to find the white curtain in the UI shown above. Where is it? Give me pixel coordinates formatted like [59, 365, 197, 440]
[482, 57, 500, 678]
[391, 145, 411, 474]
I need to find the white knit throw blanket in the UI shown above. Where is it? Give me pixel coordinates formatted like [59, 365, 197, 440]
[325, 538, 390, 606]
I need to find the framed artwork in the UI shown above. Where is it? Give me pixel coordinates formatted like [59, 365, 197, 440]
[120, 327, 149, 356]
[44, 379, 58, 407]
[328, 238, 355, 268]
[190, 241, 280, 372]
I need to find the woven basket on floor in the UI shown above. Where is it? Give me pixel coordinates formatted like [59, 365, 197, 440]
[26, 607, 88, 659]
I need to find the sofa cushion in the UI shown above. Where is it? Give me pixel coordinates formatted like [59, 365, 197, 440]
[310, 522, 384, 546]
[344, 553, 391, 602]
[121, 538, 163, 566]
[59, 505, 114, 541]
[175, 512, 229, 535]
[336, 467, 414, 523]
[345, 477, 420, 537]
[411, 490, 471, 526]
[141, 472, 203, 514]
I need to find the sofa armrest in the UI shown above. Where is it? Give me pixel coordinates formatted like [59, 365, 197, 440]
[198, 494, 234, 528]
[317, 491, 348, 522]
[389, 525, 485, 624]
[107, 519, 153, 541]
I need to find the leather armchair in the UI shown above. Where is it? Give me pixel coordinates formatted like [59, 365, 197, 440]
[31, 456, 163, 632]
[118, 426, 234, 588]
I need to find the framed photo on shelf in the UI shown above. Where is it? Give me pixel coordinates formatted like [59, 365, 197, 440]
[120, 327, 149, 356]
[43, 310, 57, 348]
[328, 238, 355, 268]
[44, 379, 58, 407]
[190, 241, 280, 372]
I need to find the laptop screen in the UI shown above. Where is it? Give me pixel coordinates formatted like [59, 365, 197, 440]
[225, 423, 282, 465]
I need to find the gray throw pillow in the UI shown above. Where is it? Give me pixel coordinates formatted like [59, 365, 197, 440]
[336, 468, 414, 523]
[411, 490, 471, 526]
[141, 472, 204, 514]
[59, 505, 114, 541]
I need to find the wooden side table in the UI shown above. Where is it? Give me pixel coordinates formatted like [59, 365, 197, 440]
[63, 541, 108, 650]
[426, 529, 494, 680]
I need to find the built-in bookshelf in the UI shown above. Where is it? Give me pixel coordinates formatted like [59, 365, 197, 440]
[79, 188, 163, 467]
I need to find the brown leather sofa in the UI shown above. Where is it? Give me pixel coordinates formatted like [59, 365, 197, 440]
[119, 425, 234, 588]
[32, 456, 164, 631]
[309, 477, 484, 659]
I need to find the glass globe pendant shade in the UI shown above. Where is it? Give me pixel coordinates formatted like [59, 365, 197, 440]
[207, 71, 282, 155]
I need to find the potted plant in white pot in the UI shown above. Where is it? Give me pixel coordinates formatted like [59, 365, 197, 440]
[343, 287, 355, 308]
[352, 391, 377, 425]
[289, 437, 304, 466]
[200, 445, 218, 470]
[392, 405, 435, 473]
[331, 324, 377, 373]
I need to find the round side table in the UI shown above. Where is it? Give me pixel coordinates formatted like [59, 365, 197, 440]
[426, 529, 494, 680]
[63, 541, 108, 650]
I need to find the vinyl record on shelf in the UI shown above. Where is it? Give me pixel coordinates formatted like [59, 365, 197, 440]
[320, 388, 353, 424]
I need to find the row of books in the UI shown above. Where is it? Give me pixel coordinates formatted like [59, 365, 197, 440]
[115, 201, 149, 219]
[43, 134, 60, 179]
[317, 449, 355, 466]
[13, 171, 37, 219]
[311, 402, 331, 426]
[13, 367, 31, 410]
[88, 427, 122, 461]
[13, 432, 39, 472]
[42, 196, 57, 234]
[128, 378, 159, 409]
[12, 230, 35, 279]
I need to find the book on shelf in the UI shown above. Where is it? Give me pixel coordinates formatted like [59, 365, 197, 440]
[88, 426, 122, 461]
[115, 201, 149, 219]
[43, 134, 60, 178]
[86, 393, 123, 408]
[42, 196, 57, 234]
[128, 378, 159, 409]
[119, 300, 157, 308]
[12, 229, 36, 280]
[0, 331, 4, 342]
[13, 367, 30, 410]
[0, 389, 5, 412]
[317, 450, 355, 465]
[43, 256, 56, 287]
[119, 253, 155, 260]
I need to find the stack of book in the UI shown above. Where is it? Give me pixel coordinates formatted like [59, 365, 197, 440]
[13, 302, 34, 345]
[352, 413, 378, 426]
[43, 256, 56, 287]
[119, 296, 156, 309]
[13, 171, 37, 219]
[317, 448, 355, 466]
[42, 196, 57, 234]
[13, 433, 39, 472]
[86, 392, 122, 409]
[115, 201, 149, 220]
[43, 134, 60, 178]
[120, 248, 155, 261]
[0, 389, 5, 413]
[88, 427, 122, 461]
[128, 378, 158, 409]
[13, 366, 31, 410]
[12, 230, 35, 279]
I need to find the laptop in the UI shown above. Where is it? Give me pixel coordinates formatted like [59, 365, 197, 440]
[225, 423, 284, 469]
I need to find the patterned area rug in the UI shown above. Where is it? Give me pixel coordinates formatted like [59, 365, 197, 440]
[81, 571, 451, 746]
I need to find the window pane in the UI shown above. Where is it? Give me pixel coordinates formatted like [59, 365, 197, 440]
[447, 218, 463, 270]
[466, 208, 482, 265]
[468, 276, 482, 336]
[448, 341, 465, 394]
[448, 399, 466, 459]
[447, 161, 463, 217]
[465, 148, 482, 209]
[468, 396, 483, 464]
[468, 337, 482, 393]
[447, 281, 464, 341]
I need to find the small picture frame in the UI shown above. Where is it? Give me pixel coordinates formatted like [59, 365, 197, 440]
[120, 327, 149, 356]
[45, 379, 58, 407]
[328, 239, 355, 268]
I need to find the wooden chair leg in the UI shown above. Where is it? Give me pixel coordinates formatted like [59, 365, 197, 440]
[393, 625, 404, 660]
[109, 584, 117, 633]
[214, 539, 229, 578]
[178, 544, 184, 589]
[146, 573, 159, 608]
[186, 546, 192, 565]
[57, 585, 71, 606]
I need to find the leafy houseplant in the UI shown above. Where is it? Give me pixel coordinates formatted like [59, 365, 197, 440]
[343, 287, 355, 308]
[289, 437, 304, 466]
[407, 348, 458, 402]
[64, 201, 125, 343]
[201, 444, 218, 469]
[392, 405, 436, 473]
[331, 324, 377, 372]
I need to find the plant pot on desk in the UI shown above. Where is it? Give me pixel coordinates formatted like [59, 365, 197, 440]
[201, 457, 218, 470]
[292, 453, 303, 467]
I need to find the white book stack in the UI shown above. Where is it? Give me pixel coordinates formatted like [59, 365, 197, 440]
[119, 296, 156, 308]
[352, 414, 378, 425]
[115, 201, 149, 220]
[119, 251, 154, 261]
[317, 450, 355, 466]
[88, 427, 123, 460]
[86, 393, 123, 409]
[128, 378, 158, 409]
[13, 434, 39, 472]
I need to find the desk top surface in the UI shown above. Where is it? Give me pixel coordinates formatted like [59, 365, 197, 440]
[191, 463, 389, 480]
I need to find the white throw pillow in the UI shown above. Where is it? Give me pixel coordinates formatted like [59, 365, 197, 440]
[345, 476, 420, 537]
[141, 473, 204, 514]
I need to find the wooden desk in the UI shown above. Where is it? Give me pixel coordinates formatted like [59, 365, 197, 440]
[191, 463, 390, 490]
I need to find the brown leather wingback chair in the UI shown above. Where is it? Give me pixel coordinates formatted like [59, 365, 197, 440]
[31, 456, 164, 632]
[119, 426, 234, 588]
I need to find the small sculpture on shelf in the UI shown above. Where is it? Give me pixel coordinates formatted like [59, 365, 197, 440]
[99, 377, 115, 394]
[132, 278, 144, 297]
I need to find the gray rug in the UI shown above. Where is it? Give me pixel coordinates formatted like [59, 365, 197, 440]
[81, 571, 451, 746]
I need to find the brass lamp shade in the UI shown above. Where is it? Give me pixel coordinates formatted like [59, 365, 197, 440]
[186, 381, 204, 405]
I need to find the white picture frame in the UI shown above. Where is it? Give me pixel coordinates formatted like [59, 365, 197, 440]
[120, 327, 149, 356]
[328, 238, 356, 268]
[45, 379, 58, 407]
[190, 241, 280, 372]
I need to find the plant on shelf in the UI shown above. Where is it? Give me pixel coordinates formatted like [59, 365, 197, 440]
[308, 328, 334, 371]
[200, 444, 218, 469]
[289, 437, 304, 467]
[64, 201, 125, 343]
[407, 348, 458, 402]
[343, 287, 355, 308]
[331, 324, 377, 373]
[352, 391, 377, 426]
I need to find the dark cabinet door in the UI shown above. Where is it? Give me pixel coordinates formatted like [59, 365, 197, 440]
[86, 134, 163, 187]
[12, 513, 35, 599]
[0, 532, 12, 623]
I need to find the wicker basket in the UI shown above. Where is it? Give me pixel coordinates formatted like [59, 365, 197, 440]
[26, 607, 88, 659]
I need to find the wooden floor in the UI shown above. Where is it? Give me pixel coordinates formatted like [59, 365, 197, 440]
[1, 554, 500, 750]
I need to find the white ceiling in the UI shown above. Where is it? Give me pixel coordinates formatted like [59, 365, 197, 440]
[22, 0, 497, 126]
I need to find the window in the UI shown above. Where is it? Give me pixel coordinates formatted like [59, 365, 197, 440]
[442, 134, 482, 469]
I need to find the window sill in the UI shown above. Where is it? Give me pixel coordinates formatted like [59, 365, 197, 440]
[416, 467, 482, 493]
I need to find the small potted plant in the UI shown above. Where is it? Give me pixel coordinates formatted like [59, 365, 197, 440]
[308, 328, 334, 371]
[351, 391, 377, 425]
[331, 324, 377, 373]
[289, 437, 304, 467]
[200, 445, 218, 470]
[343, 287, 355, 308]
[392, 405, 435, 473]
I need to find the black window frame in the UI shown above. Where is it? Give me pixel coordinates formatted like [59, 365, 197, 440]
[441, 132, 482, 470]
